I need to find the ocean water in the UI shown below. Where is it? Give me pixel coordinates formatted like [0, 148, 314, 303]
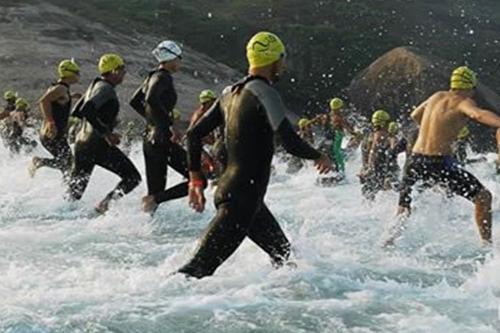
[1, 142, 500, 333]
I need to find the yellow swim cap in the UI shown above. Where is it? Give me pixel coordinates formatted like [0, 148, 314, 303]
[246, 32, 286, 69]
[297, 118, 310, 129]
[98, 53, 125, 74]
[450, 66, 477, 90]
[329, 97, 344, 112]
[3, 90, 17, 102]
[371, 110, 390, 128]
[199, 89, 217, 104]
[58, 59, 80, 79]
[388, 121, 399, 135]
[15, 97, 29, 110]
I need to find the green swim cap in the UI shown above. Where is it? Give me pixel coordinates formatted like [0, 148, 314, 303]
[297, 118, 311, 129]
[329, 98, 344, 112]
[15, 97, 29, 110]
[371, 110, 390, 128]
[388, 122, 399, 135]
[199, 89, 217, 104]
[4, 90, 16, 102]
[450, 66, 477, 90]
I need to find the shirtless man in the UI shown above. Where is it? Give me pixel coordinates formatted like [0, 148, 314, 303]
[396, 66, 500, 245]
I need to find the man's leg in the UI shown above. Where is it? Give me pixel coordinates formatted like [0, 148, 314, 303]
[247, 204, 291, 267]
[178, 200, 258, 279]
[37, 136, 73, 177]
[442, 165, 492, 244]
[152, 141, 189, 205]
[166, 141, 189, 178]
[143, 140, 168, 196]
[474, 189, 492, 243]
[95, 145, 141, 212]
[68, 143, 95, 200]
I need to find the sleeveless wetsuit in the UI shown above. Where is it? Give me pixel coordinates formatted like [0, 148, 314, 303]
[37, 82, 73, 178]
[69, 78, 141, 201]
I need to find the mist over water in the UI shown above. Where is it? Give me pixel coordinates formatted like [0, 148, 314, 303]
[1, 142, 500, 333]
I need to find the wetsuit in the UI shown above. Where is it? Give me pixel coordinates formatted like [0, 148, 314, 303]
[69, 78, 141, 201]
[453, 139, 468, 165]
[0, 110, 31, 153]
[36, 82, 73, 178]
[331, 130, 344, 173]
[386, 136, 407, 189]
[399, 154, 484, 208]
[130, 68, 190, 206]
[191, 105, 227, 180]
[3, 101, 15, 112]
[331, 114, 348, 174]
[361, 131, 391, 199]
[179, 76, 321, 278]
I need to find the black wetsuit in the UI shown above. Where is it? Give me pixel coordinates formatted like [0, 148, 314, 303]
[385, 137, 407, 189]
[399, 154, 484, 208]
[361, 131, 391, 200]
[4, 102, 15, 113]
[37, 82, 73, 178]
[453, 139, 468, 165]
[179, 76, 321, 279]
[69, 78, 141, 201]
[130, 68, 189, 206]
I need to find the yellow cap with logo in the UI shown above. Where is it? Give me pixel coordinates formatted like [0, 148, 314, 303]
[246, 32, 286, 69]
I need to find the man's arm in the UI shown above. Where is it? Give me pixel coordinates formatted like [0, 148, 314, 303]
[367, 131, 385, 170]
[186, 100, 224, 174]
[460, 98, 500, 128]
[145, 74, 174, 134]
[39, 85, 66, 123]
[78, 84, 114, 136]
[343, 118, 357, 136]
[276, 119, 321, 160]
[186, 100, 224, 212]
[129, 84, 146, 118]
[248, 83, 321, 160]
[411, 100, 427, 125]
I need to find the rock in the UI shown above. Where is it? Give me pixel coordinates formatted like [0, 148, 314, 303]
[346, 46, 500, 150]
[0, 1, 242, 129]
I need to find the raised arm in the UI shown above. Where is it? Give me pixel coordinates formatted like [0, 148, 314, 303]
[460, 98, 500, 128]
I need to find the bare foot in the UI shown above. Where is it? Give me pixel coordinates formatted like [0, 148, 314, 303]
[142, 195, 158, 214]
[95, 198, 111, 215]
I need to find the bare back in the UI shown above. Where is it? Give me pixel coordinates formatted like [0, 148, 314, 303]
[412, 91, 468, 156]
